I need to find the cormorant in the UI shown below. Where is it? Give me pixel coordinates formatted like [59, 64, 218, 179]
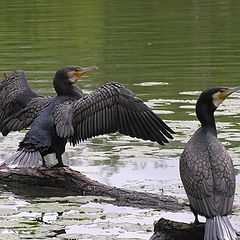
[0, 66, 175, 168]
[180, 87, 239, 240]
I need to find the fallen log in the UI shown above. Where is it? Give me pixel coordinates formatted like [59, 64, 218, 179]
[150, 218, 205, 240]
[0, 166, 186, 211]
[0, 166, 239, 239]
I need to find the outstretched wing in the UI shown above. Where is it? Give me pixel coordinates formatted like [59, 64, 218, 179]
[0, 70, 52, 136]
[53, 82, 175, 145]
[1, 96, 53, 136]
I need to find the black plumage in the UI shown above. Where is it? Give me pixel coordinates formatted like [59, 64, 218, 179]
[0, 70, 52, 136]
[0, 65, 175, 168]
[180, 87, 239, 240]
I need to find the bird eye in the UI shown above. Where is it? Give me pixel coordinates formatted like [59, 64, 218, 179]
[219, 88, 226, 93]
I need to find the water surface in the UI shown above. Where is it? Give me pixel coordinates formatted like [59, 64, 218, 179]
[0, 0, 240, 239]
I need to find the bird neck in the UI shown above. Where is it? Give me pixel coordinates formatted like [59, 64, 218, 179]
[53, 79, 82, 99]
[196, 103, 217, 135]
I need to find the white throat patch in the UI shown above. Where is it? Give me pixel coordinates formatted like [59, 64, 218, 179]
[212, 92, 223, 107]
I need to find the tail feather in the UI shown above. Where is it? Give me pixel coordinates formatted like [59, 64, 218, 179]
[205, 217, 211, 240]
[2, 150, 42, 168]
[223, 217, 237, 239]
[215, 216, 224, 238]
[205, 216, 237, 240]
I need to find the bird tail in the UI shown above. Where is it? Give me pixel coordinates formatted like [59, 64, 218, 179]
[204, 216, 237, 240]
[1, 150, 43, 168]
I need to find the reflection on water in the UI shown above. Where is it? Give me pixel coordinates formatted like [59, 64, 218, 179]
[0, 0, 240, 238]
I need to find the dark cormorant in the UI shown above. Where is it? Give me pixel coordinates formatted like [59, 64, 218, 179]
[180, 87, 239, 240]
[0, 66, 174, 168]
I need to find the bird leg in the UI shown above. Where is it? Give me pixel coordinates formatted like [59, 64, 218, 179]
[42, 158, 47, 167]
[52, 153, 66, 168]
[193, 213, 200, 225]
[190, 205, 201, 225]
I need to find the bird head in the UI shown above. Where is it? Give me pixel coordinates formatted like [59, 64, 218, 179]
[195, 86, 239, 129]
[196, 86, 239, 118]
[53, 65, 98, 96]
[211, 87, 240, 107]
[54, 65, 98, 85]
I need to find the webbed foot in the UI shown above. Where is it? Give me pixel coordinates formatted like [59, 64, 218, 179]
[52, 162, 67, 168]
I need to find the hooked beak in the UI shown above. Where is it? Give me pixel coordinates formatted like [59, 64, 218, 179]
[219, 86, 240, 101]
[79, 66, 98, 75]
[70, 66, 98, 83]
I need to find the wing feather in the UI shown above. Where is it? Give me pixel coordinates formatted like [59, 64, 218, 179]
[0, 71, 52, 135]
[135, 111, 157, 142]
[124, 108, 137, 138]
[53, 102, 74, 139]
[0, 70, 39, 134]
[69, 82, 174, 145]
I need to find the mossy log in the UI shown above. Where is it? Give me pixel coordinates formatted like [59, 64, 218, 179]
[0, 166, 185, 211]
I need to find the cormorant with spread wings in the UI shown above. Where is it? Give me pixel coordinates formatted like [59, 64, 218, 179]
[0, 66, 174, 168]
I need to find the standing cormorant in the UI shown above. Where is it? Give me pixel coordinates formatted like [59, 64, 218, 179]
[0, 66, 174, 168]
[180, 87, 239, 240]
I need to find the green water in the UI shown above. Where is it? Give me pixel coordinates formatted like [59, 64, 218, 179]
[0, 0, 240, 239]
